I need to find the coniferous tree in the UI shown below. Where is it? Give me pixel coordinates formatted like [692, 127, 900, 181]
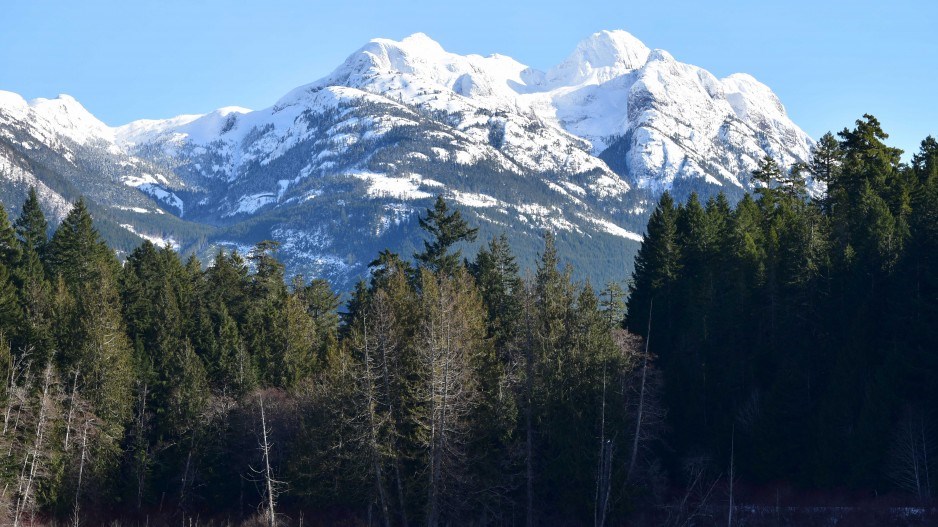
[0, 261, 21, 340]
[0, 205, 21, 270]
[13, 187, 47, 258]
[46, 199, 115, 289]
[752, 155, 783, 191]
[470, 233, 523, 350]
[275, 290, 318, 389]
[811, 132, 844, 186]
[415, 196, 478, 275]
[626, 192, 680, 345]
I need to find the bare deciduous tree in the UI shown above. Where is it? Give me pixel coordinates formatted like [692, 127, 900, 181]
[369, 289, 410, 526]
[13, 362, 59, 527]
[618, 328, 664, 485]
[72, 417, 94, 527]
[253, 393, 283, 527]
[358, 310, 391, 527]
[417, 272, 483, 526]
[888, 407, 934, 500]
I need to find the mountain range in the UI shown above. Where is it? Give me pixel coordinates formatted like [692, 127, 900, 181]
[0, 30, 814, 289]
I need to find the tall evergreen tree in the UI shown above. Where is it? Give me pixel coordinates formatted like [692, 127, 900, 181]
[13, 187, 48, 257]
[626, 191, 680, 338]
[0, 204, 21, 269]
[470, 233, 523, 351]
[46, 198, 115, 289]
[415, 196, 478, 275]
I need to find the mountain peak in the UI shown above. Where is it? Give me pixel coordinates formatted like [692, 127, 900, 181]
[368, 32, 448, 60]
[548, 29, 650, 86]
[398, 32, 443, 48]
[11, 93, 114, 145]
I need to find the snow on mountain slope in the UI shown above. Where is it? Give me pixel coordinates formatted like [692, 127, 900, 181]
[0, 91, 117, 155]
[546, 29, 651, 86]
[118, 30, 810, 196]
[0, 29, 816, 288]
[0, 91, 212, 254]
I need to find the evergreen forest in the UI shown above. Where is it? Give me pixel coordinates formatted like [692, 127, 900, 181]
[0, 114, 936, 525]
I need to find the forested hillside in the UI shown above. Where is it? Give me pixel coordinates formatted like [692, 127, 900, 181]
[0, 114, 935, 526]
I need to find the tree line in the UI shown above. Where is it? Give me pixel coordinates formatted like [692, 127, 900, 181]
[627, 115, 938, 500]
[0, 191, 658, 525]
[0, 113, 934, 525]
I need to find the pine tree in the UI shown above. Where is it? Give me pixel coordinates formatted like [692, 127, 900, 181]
[811, 132, 843, 182]
[752, 156, 783, 189]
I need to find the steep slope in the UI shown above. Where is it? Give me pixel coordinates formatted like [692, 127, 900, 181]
[0, 91, 212, 253]
[0, 30, 814, 288]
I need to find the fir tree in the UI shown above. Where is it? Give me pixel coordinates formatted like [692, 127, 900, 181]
[415, 196, 478, 275]
[46, 198, 115, 289]
[626, 191, 680, 338]
[13, 187, 48, 257]
[0, 204, 21, 269]
[470, 233, 524, 350]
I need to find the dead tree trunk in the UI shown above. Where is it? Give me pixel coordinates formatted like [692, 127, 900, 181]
[72, 418, 91, 527]
[362, 313, 391, 527]
[258, 394, 277, 527]
[627, 300, 652, 482]
[728, 426, 735, 527]
[3, 348, 31, 436]
[134, 381, 149, 510]
[13, 362, 53, 527]
[595, 366, 612, 527]
[63, 368, 79, 451]
[524, 292, 535, 527]
[372, 293, 410, 527]
[419, 274, 478, 527]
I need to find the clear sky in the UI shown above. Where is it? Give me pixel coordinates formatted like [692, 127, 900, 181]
[2, 0, 935, 157]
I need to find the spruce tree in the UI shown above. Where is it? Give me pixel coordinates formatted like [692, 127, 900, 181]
[276, 291, 318, 389]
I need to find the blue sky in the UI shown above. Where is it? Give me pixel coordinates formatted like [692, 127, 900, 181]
[2, 0, 935, 157]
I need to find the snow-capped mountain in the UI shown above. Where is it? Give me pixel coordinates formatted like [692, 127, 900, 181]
[0, 30, 814, 288]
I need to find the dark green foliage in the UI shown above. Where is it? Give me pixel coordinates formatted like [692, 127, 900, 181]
[627, 117, 938, 493]
[13, 187, 48, 257]
[415, 195, 479, 274]
[46, 198, 117, 288]
[2, 116, 936, 524]
[470, 233, 524, 349]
